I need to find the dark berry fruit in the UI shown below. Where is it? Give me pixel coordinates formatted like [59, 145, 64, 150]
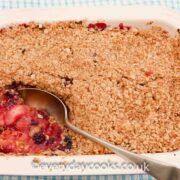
[64, 136, 72, 149]
[31, 120, 39, 126]
[33, 132, 46, 144]
[6, 81, 19, 89]
[4, 91, 15, 99]
[63, 76, 73, 87]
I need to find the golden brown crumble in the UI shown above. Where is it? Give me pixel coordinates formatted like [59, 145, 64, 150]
[0, 21, 179, 155]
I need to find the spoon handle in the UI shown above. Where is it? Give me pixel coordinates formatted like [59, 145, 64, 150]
[66, 120, 180, 180]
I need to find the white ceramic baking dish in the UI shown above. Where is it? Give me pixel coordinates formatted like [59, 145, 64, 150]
[0, 6, 179, 176]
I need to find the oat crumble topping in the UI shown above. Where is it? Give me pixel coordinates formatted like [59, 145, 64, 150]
[0, 21, 179, 155]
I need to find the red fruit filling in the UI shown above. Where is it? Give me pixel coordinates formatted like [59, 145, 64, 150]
[144, 70, 154, 77]
[0, 82, 71, 154]
[19, 23, 29, 28]
[119, 23, 131, 30]
[87, 22, 131, 31]
[88, 22, 107, 31]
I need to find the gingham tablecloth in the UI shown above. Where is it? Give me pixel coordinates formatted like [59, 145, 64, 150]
[0, 0, 179, 180]
[0, 0, 179, 10]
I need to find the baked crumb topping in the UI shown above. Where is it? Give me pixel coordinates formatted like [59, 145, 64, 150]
[0, 21, 179, 155]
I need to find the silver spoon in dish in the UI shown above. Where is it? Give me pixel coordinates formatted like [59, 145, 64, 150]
[19, 88, 180, 180]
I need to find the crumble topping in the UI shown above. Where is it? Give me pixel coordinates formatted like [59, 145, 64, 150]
[0, 21, 179, 155]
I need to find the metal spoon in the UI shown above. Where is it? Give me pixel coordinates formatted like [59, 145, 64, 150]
[19, 88, 180, 180]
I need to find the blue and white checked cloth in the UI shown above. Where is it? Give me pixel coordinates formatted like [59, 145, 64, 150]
[0, 0, 179, 10]
[0, 0, 179, 180]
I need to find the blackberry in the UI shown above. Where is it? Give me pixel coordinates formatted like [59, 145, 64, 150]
[6, 81, 20, 90]
[62, 76, 73, 87]
[64, 136, 72, 149]
[33, 132, 46, 144]
[4, 91, 15, 99]
[31, 120, 39, 126]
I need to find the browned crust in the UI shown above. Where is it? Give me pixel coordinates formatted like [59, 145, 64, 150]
[0, 21, 179, 155]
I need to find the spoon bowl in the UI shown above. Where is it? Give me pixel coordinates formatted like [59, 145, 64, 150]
[19, 88, 67, 125]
